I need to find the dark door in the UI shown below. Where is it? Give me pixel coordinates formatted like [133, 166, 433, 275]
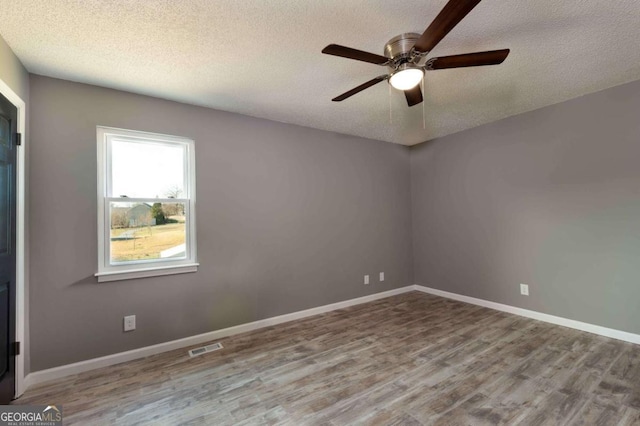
[0, 92, 17, 403]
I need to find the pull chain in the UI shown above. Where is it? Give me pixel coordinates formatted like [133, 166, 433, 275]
[388, 82, 393, 124]
[422, 75, 426, 129]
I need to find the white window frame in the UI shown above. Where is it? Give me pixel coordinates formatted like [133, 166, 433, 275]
[95, 126, 198, 282]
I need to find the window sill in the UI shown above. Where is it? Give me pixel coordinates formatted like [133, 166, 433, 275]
[95, 263, 199, 283]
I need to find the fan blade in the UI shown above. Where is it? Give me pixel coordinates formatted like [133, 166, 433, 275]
[322, 44, 389, 65]
[404, 85, 423, 107]
[332, 76, 388, 101]
[413, 0, 482, 53]
[427, 49, 509, 69]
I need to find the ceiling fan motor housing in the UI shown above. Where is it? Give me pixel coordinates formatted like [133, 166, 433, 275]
[384, 33, 424, 70]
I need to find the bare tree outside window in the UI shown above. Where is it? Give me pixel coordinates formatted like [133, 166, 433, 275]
[163, 185, 185, 218]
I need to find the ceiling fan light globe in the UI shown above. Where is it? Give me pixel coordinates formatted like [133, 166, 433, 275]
[389, 68, 424, 91]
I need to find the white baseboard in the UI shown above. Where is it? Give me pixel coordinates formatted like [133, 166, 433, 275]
[25, 286, 414, 389]
[414, 285, 640, 345]
[27, 284, 637, 392]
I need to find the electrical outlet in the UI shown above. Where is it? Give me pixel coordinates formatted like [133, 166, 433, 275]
[520, 284, 529, 296]
[124, 315, 136, 332]
[364, 275, 370, 285]
[379, 272, 385, 282]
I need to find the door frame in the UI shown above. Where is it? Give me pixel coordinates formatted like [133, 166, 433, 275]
[0, 77, 26, 398]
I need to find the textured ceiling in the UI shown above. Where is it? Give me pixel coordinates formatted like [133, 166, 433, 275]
[1, 0, 640, 146]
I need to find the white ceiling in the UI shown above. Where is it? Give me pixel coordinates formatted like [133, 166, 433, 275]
[1, 0, 640, 146]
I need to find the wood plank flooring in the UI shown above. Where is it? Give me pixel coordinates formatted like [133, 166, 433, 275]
[14, 292, 640, 425]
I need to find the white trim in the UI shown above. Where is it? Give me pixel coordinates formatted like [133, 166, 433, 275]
[0, 78, 26, 398]
[414, 285, 640, 345]
[25, 284, 640, 390]
[96, 126, 197, 282]
[25, 286, 414, 388]
[95, 262, 199, 282]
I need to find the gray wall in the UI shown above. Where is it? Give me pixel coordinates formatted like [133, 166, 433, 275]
[0, 35, 28, 101]
[29, 66, 640, 372]
[29, 75, 413, 371]
[411, 79, 640, 335]
[0, 34, 30, 374]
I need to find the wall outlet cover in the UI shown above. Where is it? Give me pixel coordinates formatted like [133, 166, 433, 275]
[379, 272, 385, 281]
[364, 275, 370, 285]
[124, 315, 136, 332]
[520, 284, 529, 296]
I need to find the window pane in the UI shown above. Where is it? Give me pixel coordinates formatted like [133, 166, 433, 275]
[110, 138, 185, 198]
[110, 201, 187, 263]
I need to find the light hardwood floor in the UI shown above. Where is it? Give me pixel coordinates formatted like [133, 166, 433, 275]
[14, 292, 640, 425]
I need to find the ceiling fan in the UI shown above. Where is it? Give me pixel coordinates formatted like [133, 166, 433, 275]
[322, 0, 510, 107]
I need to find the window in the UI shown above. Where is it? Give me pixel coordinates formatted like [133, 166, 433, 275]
[96, 127, 197, 282]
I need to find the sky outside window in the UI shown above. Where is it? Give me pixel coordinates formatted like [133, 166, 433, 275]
[111, 139, 185, 198]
